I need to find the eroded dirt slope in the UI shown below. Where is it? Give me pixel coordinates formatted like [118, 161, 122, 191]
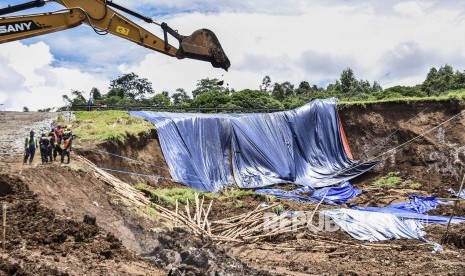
[0, 174, 164, 276]
[339, 100, 465, 195]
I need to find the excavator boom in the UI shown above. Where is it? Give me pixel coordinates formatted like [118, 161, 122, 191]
[0, 0, 230, 70]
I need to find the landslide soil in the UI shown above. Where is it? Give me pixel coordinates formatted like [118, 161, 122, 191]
[0, 113, 265, 276]
[78, 100, 465, 275]
[1, 99, 465, 275]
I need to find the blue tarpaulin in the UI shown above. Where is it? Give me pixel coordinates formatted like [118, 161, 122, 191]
[354, 195, 465, 224]
[254, 181, 362, 204]
[131, 98, 377, 192]
[448, 188, 465, 199]
[321, 209, 427, 242]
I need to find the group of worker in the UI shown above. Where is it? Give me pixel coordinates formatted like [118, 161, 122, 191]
[23, 124, 74, 165]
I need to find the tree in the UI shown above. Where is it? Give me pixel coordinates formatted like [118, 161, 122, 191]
[107, 88, 125, 99]
[421, 65, 463, 95]
[152, 92, 170, 106]
[171, 88, 191, 105]
[62, 90, 86, 106]
[90, 87, 102, 100]
[259, 76, 273, 93]
[230, 89, 284, 109]
[23, 106, 29, 112]
[71, 90, 86, 103]
[109, 72, 154, 100]
[372, 81, 383, 93]
[295, 81, 311, 96]
[340, 68, 356, 94]
[192, 78, 226, 98]
[271, 81, 295, 101]
[190, 91, 230, 108]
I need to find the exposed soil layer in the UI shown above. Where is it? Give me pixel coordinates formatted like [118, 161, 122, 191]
[0, 174, 164, 276]
[76, 130, 177, 189]
[1, 99, 465, 275]
[339, 100, 465, 196]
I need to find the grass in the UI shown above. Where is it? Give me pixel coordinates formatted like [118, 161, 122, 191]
[408, 181, 422, 190]
[73, 111, 154, 143]
[373, 172, 402, 188]
[339, 89, 465, 106]
[135, 183, 254, 207]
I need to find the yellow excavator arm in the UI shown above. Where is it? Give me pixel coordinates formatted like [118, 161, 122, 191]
[0, 0, 230, 70]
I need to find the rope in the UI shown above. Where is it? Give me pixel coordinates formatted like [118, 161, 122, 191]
[325, 110, 465, 181]
[94, 149, 169, 171]
[95, 109, 464, 189]
[98, 167, 174, 182]
[93, 149, 215, 185]
[364, 107, 430, 158]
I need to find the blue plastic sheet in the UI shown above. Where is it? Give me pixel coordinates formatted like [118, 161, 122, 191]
[448, 188, 465, 199]
[354, 195, 465, 224]
[321, 209, 427, 242]
[387, 195, 448, 214]
[131, 98, 377, 192]
[129, 112, 235, 192]
[255, 181, 362, 204]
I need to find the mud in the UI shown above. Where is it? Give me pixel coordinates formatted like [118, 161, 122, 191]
[76, 130, 177, 188]
[339, 100, 465, 196]
[1, 100, 465, 276]
[0, 174, 164, 276]
[144, 228, 269, 275]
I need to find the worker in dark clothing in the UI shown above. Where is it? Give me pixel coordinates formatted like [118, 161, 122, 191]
[48, 132, 56, 162]
[39, 133, 50, 164]
[61, 134, 72, 164]
[23, 130, 37, 164]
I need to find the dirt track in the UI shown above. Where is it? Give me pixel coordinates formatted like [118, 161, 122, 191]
[1, 102, 465, 275]
[0, 112, 56, 159]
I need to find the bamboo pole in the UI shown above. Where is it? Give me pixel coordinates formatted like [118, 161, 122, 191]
[2, 203, 6, 251]
[202, 200, 213, 230]
[198, 196, 205, 227]
[175, 199, 179, 227]
[442, 174, 465, 245]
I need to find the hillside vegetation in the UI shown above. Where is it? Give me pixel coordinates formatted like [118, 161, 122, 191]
[73, 111, 154, 143]
[63, 64, 465, 111]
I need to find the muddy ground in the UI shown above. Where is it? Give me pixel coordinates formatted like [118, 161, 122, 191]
[1, 100, 465, 275]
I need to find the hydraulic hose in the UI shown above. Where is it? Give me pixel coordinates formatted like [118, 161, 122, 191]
[0, 0, 46, 16]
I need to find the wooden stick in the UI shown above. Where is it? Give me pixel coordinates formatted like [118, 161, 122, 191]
[442, 174, 465, 245]
[198, 195, 205, 227]
[185, 199, 192, 222]
[175, 199, 179, 227]
[202, 200, 213, 230]
[307, 189, 329, 229]
[2, 203, 6, 251]
[214, 204, 278, 224]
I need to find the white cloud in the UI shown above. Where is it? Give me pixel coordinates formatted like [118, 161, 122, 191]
[121, 3, 465, 94]
[0, 42, 108, 111]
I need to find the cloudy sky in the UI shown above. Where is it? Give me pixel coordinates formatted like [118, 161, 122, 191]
[1, 0, 465, 111]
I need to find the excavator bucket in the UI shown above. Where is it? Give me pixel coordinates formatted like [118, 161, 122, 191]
[178, 29, 231, 71]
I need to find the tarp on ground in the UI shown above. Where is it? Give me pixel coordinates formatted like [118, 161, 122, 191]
[448, 188, 465, 199]
[353, 195, 465, 224]
[254, 181, 362, 204]
[131, 98, 377, 192]
[321, 209, 427, 242]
